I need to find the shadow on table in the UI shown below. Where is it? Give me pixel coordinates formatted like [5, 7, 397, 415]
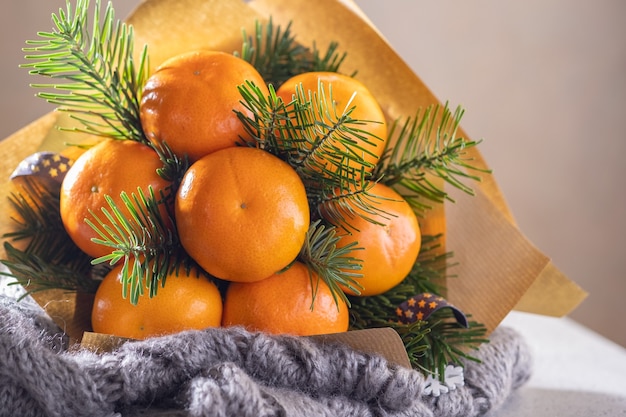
[488, 387, 626, 416]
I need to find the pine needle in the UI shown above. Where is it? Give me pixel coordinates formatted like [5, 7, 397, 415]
[21, 0, 149, 142]
[237, 17, 350, 88]
[87, 187, 180, 304]
[0, 177, 100, 296]
[348, 235, 488, 374]
[374, 103, 490, 214]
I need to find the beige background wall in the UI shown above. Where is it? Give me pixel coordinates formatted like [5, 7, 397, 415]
[1, 0, 625, 347]
[354, 0, 626, 348]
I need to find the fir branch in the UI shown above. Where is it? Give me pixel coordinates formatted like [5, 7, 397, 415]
[348, 280, 423, 330]
[236, 81, 295, 155]
[315, 177, 396, 232]
[236, 18, 350, 88]
[2, 177, 93, 271]
[404, 234, 452, 296]
[1, 175, 99, 296]
[417, 311, 489, 378]
[0, 242, 102, 297]
[151, 140, 190, 202]
[236, 80, 388, 230]
[236, 78, 383, 173]
[310, 41, 349, 74]
[22, 0, 149, 142]
[374, 103, 489, 214]
[87, 187, 180, 304]
[350, 295, 487, 376]
[287, 81, 382, 178]
[348, 234, 487, 376]
[298, 220, 363, 307]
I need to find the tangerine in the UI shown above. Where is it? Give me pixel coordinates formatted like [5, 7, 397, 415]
[91, 263, 223, 339]
[275, 71, 387, 174]
[323, 182, 421, 296]
[175, 146, 310, 282]
[140, 50, 270, 162]
[222, 261, 349, 336]
[59, 139, 172, 258]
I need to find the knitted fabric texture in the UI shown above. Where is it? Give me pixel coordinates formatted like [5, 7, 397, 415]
[0, 295, 532, 417]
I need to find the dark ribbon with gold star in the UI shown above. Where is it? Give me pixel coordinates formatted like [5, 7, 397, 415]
[396, 293, 469, 328]
[11, 152, 73, 186]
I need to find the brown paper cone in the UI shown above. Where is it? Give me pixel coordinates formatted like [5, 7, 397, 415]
[0, 0, 586, 353]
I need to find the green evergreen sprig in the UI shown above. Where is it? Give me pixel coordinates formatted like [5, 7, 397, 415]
[0, 242, 102, 297]
[3, 178, 80, 265]
[151, 141, 190, 203]
[286, 82, 383, 178]
[418, 312, 489, 378]
[0, 177, 99, 296]
[237, 18, 350, 88]
[348, 235, 488, 375]
[21, 0, 149, 143]
[403, 234, 451, 295]
[87, 187, 180, 304]
[235, 81, 294, 154]
[297, 220, 363, 306]
[236, 80, 390, 232]
[374, 103, 489, 214]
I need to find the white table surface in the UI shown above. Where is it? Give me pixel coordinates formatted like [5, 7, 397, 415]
[489, 311, 626, 416]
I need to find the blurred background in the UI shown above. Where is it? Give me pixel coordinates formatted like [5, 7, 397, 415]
[1, 0, 625, 347]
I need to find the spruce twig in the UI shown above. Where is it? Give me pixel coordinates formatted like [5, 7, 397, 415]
[0, 242, 102, 297]
[21, 0, 149, 142]
[298, 220, 363, 307]
[404, 234, 452, 296]
[0, 177, 99, 295]
[374, 103, 490, 214]
[236, 80, 388, 230]
[151, 140, 190, 203]
[348, 234, 488, 375]
[237, 18, 350, 88]
[2, 178, 86, 266]
[88, 187, 180, 304]
[418, 312, 489, 378]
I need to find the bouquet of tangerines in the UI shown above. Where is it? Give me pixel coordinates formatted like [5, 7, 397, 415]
[1, 0, 489, 377]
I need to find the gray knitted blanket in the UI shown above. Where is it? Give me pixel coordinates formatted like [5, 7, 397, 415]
[0, 294, 532, 417]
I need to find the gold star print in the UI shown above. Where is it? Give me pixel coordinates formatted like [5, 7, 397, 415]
[52, 154, 62, 162]
[396, 307, 403, 317]
[395, 293, 470, 327]
[48, 168, 59, 178]
[42, 159, 51, 167]
[58, 163, 69, 173]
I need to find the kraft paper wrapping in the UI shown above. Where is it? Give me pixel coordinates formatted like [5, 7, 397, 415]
[81, 327, 413, 368]
[0, 0, 586, 349]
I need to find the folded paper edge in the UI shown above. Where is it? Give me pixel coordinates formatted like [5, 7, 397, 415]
[81, 327, 413, 369]
[514, 261, 588, 317]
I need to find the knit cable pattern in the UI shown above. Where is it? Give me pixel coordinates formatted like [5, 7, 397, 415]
[0, 295, 531, 417]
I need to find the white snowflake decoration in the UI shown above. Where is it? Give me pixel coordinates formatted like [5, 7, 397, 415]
[423, 365, 465, 397]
